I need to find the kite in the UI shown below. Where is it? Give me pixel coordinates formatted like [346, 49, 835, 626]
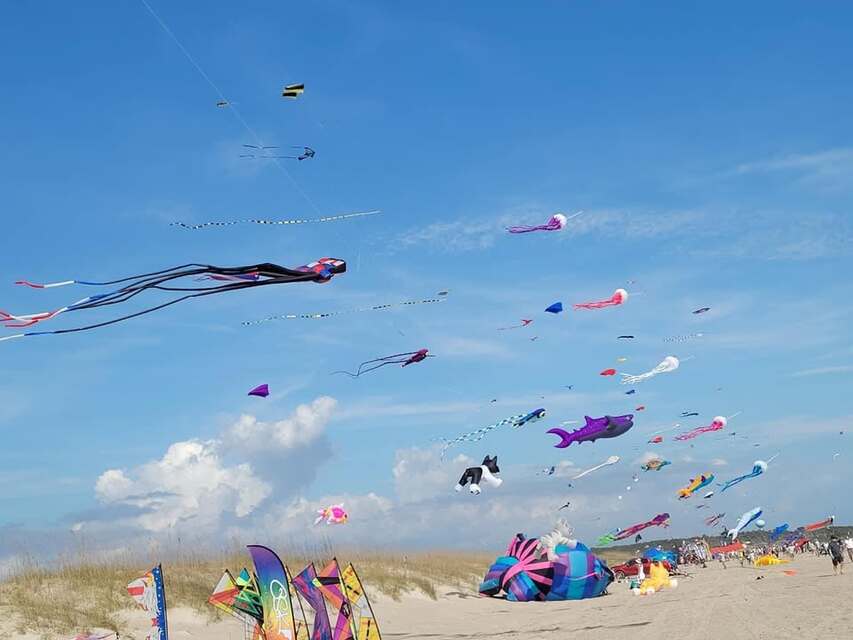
[617, 335, 635, 339]
[455, 456, 503, 495]
[675, 416, 727, 441]
[634, 562, 677, 595]
[802, 516, 835, 531]
[216, 100, 230, 107]
[635, 405, 646, 411]
[621, 356, 680, 385]
[537, 466, 556, 476]
[703, 491, 715, 499]
[248, 384, 269, 398]
[573, 455, 620, 479]
[0, 259, 345, 343]
[678, 473, 715, 499]
[648, 435, 663, 444]
[704, 513, 725, 527]
[127, 565, 169, 640]
[314, 504, 348, 525]
[282, 83, 304, 98]
[291, 563, 332, 640]
[680, 411, 699, 417]
[695, 504, 709, 510]
[498, 319, 533, 330]
[729, 507, 762, 540]
[616, 357, 628, 363]
[573, 288, 628, 311]
[719, 460, 768, 492]
[239, 145, 315, 161]
[340, 563, 382, 640]
[600, 368, 617, 376]
[313, 559, 354, 640]
[439, 408, 546, 458]
[170, 209, 380, 230]
[609, 513, 670, 543]
[332, 349, 432, 377]
[547, 414, 634, 448]
[641, 458, 671, 472]
[625, 389, 636, 395]
[558, 501, 571, 511]
[663, 333, 704, 343]
[693, 307, 711, 314]
[769, 524, 790, 541]
[506, 211, 580, 234]
[545, 302, 563, 314]
[243, 292, 446, 325]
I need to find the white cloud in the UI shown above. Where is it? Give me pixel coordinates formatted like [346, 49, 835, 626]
[95, 440, 271, 532]
[791, 365, 853, 378]
[228, 396, 337, 451]
[711, 458, 728, 467]
[393, 447, 473, 504]
[735, 148, 853, 190]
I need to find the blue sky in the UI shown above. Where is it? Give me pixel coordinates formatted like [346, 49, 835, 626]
[2, 1, 853, 563]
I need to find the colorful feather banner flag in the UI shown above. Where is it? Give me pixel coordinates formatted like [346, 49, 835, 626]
[313, 559, 355, 640]
[126, 564, 169, 640]
[248, 545, 299, 640]
[341, 563, 382, 640]
[293, 563, 333, 640]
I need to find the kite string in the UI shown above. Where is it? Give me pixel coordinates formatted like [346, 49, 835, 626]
[138, 0, 322, 215]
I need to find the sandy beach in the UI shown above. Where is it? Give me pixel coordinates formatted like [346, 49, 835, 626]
[9, 554, 848, 640]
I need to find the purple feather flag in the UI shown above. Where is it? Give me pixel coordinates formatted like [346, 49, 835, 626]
[248, 384, 269, 398]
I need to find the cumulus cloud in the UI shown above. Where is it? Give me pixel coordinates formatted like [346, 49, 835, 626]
[227, 396, 337, 452]
[95, 440, 271, 532]
[392, 447, 472, 504]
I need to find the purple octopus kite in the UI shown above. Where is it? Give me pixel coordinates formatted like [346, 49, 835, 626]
[506, 212, 581, 234]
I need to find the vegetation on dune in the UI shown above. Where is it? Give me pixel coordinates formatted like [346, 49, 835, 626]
[0, 548, 492, 638]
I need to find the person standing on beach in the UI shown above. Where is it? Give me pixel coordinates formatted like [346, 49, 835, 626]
[828, 536, 845, 575]
[844, 536, 853, 562]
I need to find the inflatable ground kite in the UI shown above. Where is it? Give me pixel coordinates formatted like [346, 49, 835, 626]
[479, 527, 613, 602]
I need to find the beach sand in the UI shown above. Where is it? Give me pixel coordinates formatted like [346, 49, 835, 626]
[5, 554, 851, 639]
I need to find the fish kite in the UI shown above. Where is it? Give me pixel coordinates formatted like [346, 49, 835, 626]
[127, 565, 169, 640]
[439, 408, 546, 459]
[729, 507, 762, 540]
[693, 307, 711, 314]
[675, 416, 727, 441]
[600, 368, 617, 376]
[678, 473, 715, 499]
[621, 356, 680, 385]
[498, 319, 533, 330]
[247, 384, 269, 398]
[282, 83, 304, 98]
[641, 458, 671, 472]
[573, 455, 620, 479]
[574, 288, 629, 311]
[719, 460, 768, 492]
[545, 302, 563, 314]
[170, 209, 380, 230]
[314, 504, 348, 525]
[332, 348, 432, 377]
[547, 414, 634, 448]
[802, 515, 834, 531]
[506, 211, 581, 234]
[243, 292, 447, 325]
[704, 513, 725, 527]
[1, 259, 346, 343]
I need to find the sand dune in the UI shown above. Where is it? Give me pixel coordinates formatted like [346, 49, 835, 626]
[4, 554, 850, 639]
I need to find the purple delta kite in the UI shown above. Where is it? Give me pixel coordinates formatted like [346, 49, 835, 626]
[547, 414, 635, 448]
[248, 384, 269, 398]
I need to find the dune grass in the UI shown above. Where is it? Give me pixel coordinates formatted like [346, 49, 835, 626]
[0, 547, 492, 638]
